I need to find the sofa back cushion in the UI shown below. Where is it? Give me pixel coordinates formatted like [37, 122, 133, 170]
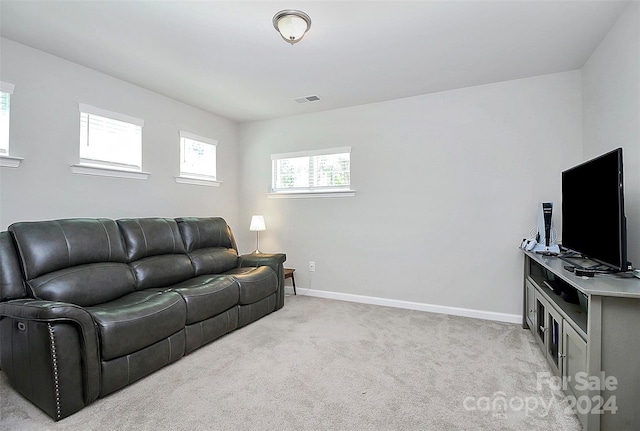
[9, 218, 128, 279]
[8, 219, 134, 305]
[176, 217, 238, 275]
[117, 218, 186, 261]
[130, 255, 194, 290]
[117, 218, 193, 289]
[175, 217, 237, 253]
[28, 263, 136, 307]
[185, 248, 239, 277]
[0, 231, 27, 301]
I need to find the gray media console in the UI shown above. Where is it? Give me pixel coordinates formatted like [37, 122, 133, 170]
[522, 250, 640, 430]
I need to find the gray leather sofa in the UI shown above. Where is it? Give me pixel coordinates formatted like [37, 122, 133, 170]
[0, 217, 286, 421]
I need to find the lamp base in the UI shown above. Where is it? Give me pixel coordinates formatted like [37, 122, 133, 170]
[252, 229, 263, 255]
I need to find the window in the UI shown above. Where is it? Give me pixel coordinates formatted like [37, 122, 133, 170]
[78, 103, 143, 171]
[179, 131, 217, 180]
[0, 82, 15, 156]
[0, 81, 21, 168]
[270, 147, 353, 197]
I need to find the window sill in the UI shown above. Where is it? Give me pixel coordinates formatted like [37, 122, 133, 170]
[267, 190, 356, 199]
[174, 176, 221, 187]
[70, 164, 150, 180]
[0, 155, 24, 168]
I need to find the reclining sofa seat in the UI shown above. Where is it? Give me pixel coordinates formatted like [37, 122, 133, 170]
[175, 217, 284, 325]
[0, 217, 286, 421]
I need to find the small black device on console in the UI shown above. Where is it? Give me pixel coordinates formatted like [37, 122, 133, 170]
[575, 269, 596, 278]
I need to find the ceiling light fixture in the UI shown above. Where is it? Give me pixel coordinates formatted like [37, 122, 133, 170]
[273, 9, 311, 45]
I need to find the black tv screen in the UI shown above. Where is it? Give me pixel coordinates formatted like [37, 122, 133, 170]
[561, 148, 627, 271]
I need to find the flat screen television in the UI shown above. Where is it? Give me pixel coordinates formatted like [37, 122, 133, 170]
[561, 148, 627, 272]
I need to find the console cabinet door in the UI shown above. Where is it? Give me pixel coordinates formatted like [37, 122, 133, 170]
[525, 279, 536, 329]
[563, 323, 588, 394]
[534, 291, 563, 375]
[534, 291, 547, 351]
[546, 303, 564, 376]
[563, 323, 589, 427]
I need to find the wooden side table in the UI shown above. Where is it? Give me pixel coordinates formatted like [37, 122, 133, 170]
[284, 268, 296, 295]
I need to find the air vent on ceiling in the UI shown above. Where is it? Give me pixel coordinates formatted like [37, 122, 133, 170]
[294, 94, 322, 104]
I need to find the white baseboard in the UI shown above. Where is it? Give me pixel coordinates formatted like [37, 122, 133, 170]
[284, 286, 521, 324]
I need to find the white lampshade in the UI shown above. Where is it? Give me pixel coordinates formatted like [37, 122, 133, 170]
[273, 10, 311, 45]
[249, 215, 266, 232]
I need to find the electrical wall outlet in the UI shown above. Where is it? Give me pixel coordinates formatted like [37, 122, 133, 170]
[309, 261, 316, 272]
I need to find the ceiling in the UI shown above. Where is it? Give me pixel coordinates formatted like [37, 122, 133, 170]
[0, 1, 631, 123]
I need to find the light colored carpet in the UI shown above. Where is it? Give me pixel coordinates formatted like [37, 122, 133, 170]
[1, 295, 581, 430]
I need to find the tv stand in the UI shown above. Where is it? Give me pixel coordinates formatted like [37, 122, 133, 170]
[523, 250, 640, 430]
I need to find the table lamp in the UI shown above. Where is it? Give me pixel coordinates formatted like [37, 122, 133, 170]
[249, 215, 266, 254]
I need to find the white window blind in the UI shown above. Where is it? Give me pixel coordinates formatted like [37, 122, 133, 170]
[271, 147, 351, 193]
[179, 131, 217, 180]
[0, 82, 15, 156]
[79, 103, 143, 170]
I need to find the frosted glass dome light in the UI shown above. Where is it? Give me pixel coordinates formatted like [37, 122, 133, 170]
[273, 10, 312, 45]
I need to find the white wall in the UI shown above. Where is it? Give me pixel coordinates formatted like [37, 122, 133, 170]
[239, 71, 583, 317]
[4, 6, 634, 319]
[0, 39, 240, 231]
[582, 1, 640, 268]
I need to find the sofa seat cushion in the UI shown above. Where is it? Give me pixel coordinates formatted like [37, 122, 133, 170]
[224, 266, 277, 305]
[165, 275, 239, 325]
[86, 290, 186, 361]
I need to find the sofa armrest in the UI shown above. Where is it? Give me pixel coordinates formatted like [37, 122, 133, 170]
[237, 253, 287, 309]
[0, 299, 100, 420]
